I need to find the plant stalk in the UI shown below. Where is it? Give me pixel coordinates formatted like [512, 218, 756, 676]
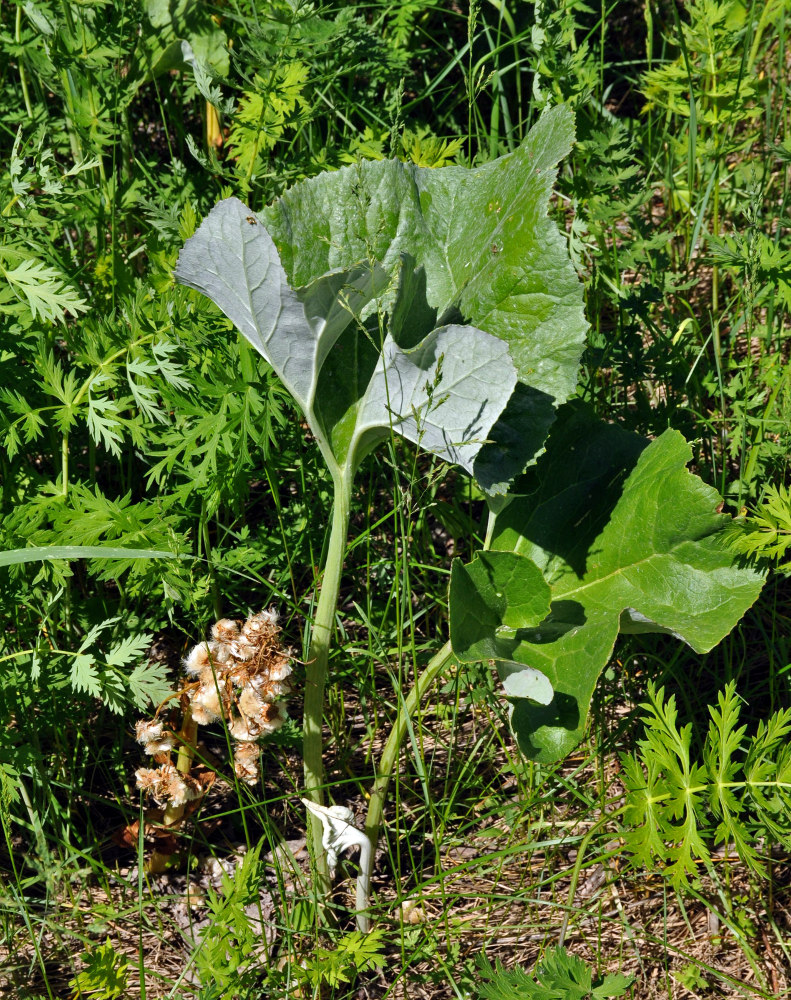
[363, 640, 454, 852]
[355, 837, 372, 933]
[303, 471, 352, 901]
[363, 497, 495, 853]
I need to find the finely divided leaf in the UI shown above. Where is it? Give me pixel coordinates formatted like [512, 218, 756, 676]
[106, 633, 152, 668]
[450, 403, 764, 762]
[70, 653, 102, 698]
[477, 947, 632, 1000]
[87, 395, 123, 457]
[0, 254, 87, 324]
[128, 659, 172, 710]
[622, 682, 791, 888]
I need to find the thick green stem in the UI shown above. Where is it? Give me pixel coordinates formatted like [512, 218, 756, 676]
[364, 640, 454, 851]
[303, 472, 352, 901]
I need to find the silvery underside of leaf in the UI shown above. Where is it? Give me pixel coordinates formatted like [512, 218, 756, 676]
[175, 107, 588, 492]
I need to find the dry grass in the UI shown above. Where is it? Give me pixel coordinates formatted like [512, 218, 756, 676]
[3, 657, 788, 999]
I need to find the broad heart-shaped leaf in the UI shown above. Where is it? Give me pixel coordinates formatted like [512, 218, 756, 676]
[175, 198, 518, 487]
[449, 403, 765, 763]
[263, 104, 587, 408]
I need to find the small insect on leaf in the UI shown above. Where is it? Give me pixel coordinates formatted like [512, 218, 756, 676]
[245, 216, 257, 225]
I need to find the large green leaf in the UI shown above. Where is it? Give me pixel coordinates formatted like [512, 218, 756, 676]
[175, 200, 518, 490]
[263, 105, 586, 407]
[175, 108, 585, 491]
[450, 404, 765, 762]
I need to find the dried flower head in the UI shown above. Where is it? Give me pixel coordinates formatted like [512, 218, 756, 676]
[249, 657, 292, 702]
[268, 656, 292, 684]
[170, 774, 202, 807]
[233, 742, 260, 785]
[183, 643, 210, 676]
[135, 763, 175, 805]
[228, 638, 257, 662]
[133, 608, 292, 809]
[229, 701, 285, 741]
[238, 686, 265, 718]
[185, 639, 233, 677]
[135, 719, 175, 754]
[154, 764, 202, 807]
[212, 618, 241, 643]
[209, 639, 232, 664]
[147, 734, 176, 755]
[228, 714, 257, 742]
[241, 608, 279, 642]
[135, 719, 164, 744]
[191, 683, 222, 725]
[135, 767, 163, 795]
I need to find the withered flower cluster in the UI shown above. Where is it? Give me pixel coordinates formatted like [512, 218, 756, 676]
[135, 610, 291, 800]
[134, 761, 203, 807]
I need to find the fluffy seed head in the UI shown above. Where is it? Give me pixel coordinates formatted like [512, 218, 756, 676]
[241, 609, 279, 643]
[238, 686, 265, 718]
[145, 734, 176, 755]
[136, 763, 179, 805]
[186, 639, 232, 677]
[208, 639, 232, 664]
[230, 701, 286, 741]
[233, 742, 260, 785]
[183, 643, 210, 676]
[228, 639, 256, 662]
[133, 608, 291, 812]
[212, 618, 241, 643]
[135, 719, 175, 754]
[157, 764, 202, 807]
[190, 683, 223, 725]
[228, 714, 257, 742]
[268, 657, 292, 683]
[135, 767, 163, 795]
[135, 719, 163, 744]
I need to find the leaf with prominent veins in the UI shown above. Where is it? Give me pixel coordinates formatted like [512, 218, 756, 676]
[176, 108, 588, 488]
[174, 198, 384, 415]
[450, 403, 765, 762]
[175, 199, 518, 486]
[356, 323, 516, 476]
[263, 105, 587, 407]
